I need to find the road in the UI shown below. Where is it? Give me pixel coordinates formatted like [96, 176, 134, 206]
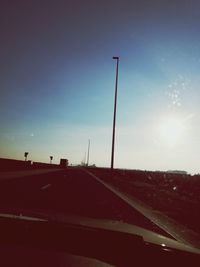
[0, 167, 168, 236]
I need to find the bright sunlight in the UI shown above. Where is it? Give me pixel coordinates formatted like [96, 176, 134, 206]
[158, 116, 185, 147]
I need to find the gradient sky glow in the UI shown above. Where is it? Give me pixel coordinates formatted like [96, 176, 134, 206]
[1, 0, 200, 173]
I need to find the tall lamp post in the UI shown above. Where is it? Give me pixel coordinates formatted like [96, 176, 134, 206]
[111, 56, 119, 169]
[87, 139, 90, 167]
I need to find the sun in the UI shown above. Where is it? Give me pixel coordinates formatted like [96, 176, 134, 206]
[158, 116, 185, 146]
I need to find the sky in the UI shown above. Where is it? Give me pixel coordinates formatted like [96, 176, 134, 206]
[1, 0, 200, 173]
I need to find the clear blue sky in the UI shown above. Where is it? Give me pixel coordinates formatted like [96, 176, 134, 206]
[1, 0, 200, 173]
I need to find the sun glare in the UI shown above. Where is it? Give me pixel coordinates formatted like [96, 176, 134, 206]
[158, 116, 185, 146]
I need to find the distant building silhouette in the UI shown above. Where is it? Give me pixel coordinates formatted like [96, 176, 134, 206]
[60, 158, 68, 168]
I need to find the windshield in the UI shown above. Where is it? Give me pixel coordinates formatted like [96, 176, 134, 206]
[0, 0, 200, 254]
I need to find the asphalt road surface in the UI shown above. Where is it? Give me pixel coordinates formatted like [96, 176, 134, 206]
[0, 168, 168, 236]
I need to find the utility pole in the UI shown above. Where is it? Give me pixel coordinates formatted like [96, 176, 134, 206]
[111, 56, 119, 169]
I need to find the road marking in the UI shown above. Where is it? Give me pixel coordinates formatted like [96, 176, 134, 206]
[84, 169, 200, 249]
[41, 183, 51, 190]
[0, 213, 47, 222]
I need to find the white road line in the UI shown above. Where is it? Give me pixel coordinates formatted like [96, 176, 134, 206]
[84, 169, 200, 249]
[41, 183, 51, 190]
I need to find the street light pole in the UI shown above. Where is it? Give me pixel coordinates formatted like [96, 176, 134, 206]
[111, 56, 119, 169]
[87, 139, 90, 167]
